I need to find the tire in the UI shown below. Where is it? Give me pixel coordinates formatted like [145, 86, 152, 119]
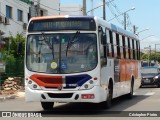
[41, 102, 54, 110]
[100, 82, 113, 109]
[139, 85, 142, 88]
[157, 83, 160, 88]
[127, 79, 134, 99]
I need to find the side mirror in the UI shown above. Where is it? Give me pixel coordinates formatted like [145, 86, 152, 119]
[101, 34, 107, 45]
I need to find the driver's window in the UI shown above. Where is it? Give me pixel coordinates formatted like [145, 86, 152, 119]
[98, 26, 104, 58]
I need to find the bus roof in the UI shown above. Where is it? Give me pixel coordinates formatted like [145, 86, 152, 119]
[94, 16, 139, 40]
[30, 15, 139, 40]
[30, 15, 94, 20]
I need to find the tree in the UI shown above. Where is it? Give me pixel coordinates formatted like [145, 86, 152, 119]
[0, 34, 25, 79]
[1, 33, 25, 62]
[141, 52, 160, 63]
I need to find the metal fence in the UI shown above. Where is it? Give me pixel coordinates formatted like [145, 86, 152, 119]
[0, 59, 24, 88]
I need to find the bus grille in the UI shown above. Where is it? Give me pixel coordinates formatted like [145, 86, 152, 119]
[47, 93, 73, 98]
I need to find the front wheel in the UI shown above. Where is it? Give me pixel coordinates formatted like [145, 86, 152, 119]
[41, 102, 54, 110]
[100, 82, 113, 109]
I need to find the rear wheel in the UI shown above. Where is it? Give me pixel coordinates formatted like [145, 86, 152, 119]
[127, 79, 134, 99]
[139, 85, 142, 88]
[41, 102, 54, 110]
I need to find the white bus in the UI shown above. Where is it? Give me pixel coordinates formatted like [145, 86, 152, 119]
[25, 15, 141, 110]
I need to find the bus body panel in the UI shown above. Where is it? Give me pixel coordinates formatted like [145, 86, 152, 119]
[25, 15, 141, 104]
[25, 85, 107, 103]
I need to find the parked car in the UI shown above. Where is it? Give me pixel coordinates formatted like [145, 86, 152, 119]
[141, 66, 160, 87]
[141, 61, 156, 67]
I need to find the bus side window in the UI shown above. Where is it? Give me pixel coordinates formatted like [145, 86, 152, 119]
[136, 41, 140, 60]
[132, 39, 136, 60]
[128, 38, 131, 59]
[122, 36, 126, 59]
[113, 32, 117, 58]
[134, 40, 137, 60]
[125, 37, 129, 59]
[98, 26, 104, 58]
[106, 30, 112, 57]
[109, 31, 114, 57]
[119, 34, 124, 59]
[106, 29, 110, 57]
[98, 26, 107, 66]
[116, 33, 120, 59]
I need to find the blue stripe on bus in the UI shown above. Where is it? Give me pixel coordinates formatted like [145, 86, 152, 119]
[65, 74, 92, 88]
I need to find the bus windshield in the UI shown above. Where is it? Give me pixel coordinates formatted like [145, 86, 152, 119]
[26, 33, 98, 74]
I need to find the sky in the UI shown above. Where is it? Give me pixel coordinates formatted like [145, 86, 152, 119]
[60, 0, 160, 50]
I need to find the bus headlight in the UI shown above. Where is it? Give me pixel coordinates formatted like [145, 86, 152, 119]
[79, 80, 97, 90]
[28, 80, 32, 84]
[27, 80, 42, 90]
[84, 84, 89, 89]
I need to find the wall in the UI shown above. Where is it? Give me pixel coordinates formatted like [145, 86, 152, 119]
[60, 4, 83, 15]
[0, 0, 60, 38]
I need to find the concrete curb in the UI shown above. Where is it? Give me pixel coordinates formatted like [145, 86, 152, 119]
[0, 95, 16, 102]
[0, 96, 6, 102]
[0, 91, 25, 102]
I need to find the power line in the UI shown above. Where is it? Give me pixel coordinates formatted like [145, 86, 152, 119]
[33, 0, 82, 12]
[106, 2, 123, 25]
[109, 1, 134, 30]
[6, 0, 30, 10]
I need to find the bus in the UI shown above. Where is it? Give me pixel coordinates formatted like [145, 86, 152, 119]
[25, 15, 141, 110]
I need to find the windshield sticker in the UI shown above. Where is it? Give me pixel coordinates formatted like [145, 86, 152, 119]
[61, 62, 67, 69]
[81, 64, 85, 69]
[51, 62, 58, 69]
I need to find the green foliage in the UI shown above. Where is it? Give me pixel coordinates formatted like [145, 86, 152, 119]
[141, 52, 160, 63]
[0, 33, 25, 81]
[2, 33, 25, 61]
[1, 51, 15, 63]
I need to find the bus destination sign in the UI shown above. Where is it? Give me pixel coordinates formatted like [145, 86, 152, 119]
[28, 18, 96, 32]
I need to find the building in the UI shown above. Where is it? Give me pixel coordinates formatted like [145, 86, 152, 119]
[0, 0, 30, 38]
[0, 0, 84, 38]
[32, 0, 60, 16]
[0, 0, 60, 60]
[60, 4, 83, 15]
[0, 0, 60, 38]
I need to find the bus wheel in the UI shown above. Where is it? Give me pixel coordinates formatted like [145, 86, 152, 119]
[41, 102, 54, 110]
[127, 79, 134, 99]
[100, 82, 113, 109]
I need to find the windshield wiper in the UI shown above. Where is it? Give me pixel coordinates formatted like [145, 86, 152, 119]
[66, 31, 80, 56]
[41, 32, 54, 59]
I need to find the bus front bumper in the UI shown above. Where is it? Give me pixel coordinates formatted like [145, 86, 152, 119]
[25, 86, 107, 103]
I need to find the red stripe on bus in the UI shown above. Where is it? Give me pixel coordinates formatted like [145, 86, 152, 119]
[30, 74, 63, 87]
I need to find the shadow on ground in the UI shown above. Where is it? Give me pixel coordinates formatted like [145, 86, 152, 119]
[37, 94, 149, 117]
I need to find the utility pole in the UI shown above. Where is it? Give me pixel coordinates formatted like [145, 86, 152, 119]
[29, 2, 36, 18]
[133, 25, 136, 34]
[83, 0, 86, 15]
[91, 0, 94, 16]
[103, 0, 106, 20]
[37, 0, 40, 16]
[124, 12, 126, 30]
